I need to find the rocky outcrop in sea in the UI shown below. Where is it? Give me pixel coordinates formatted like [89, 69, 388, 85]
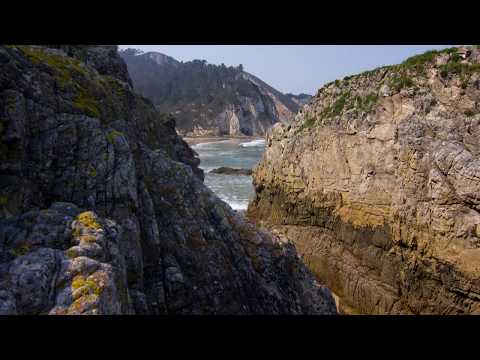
[209, 167, 253, 176]
[0, 45, 336, 315]
[248, 46, 480, 314]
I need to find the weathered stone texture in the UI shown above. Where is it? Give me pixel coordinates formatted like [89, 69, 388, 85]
[0, 45, 336, 315]
[248, 46, 480, 314]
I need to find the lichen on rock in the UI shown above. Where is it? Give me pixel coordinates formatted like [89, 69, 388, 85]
[0, 45, 336, 315]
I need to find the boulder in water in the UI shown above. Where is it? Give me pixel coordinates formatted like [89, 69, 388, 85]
[210, 167, 253, 176]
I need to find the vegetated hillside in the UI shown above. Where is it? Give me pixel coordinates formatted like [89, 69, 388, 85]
[120, 48, 301, 137]
[248, 46, 480, 314]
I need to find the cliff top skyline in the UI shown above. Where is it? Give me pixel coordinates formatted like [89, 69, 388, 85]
[119, 45, 454, 95]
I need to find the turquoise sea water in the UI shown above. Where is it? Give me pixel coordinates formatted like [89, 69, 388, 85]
[191, 138, 266, 210]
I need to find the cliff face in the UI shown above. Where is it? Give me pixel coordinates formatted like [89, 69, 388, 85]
[0, 45, 336, 314]
[286, 93, 312, 107]
[119, 49, 300, 137]
[248, 46, 480, 314]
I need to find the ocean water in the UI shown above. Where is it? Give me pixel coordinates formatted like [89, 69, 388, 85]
[191, 138, 266, 210]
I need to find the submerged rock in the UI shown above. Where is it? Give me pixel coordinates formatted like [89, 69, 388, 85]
[210, 167, 253, 176]
[248, 46, 480, 314]
[0, 45, 336, 315]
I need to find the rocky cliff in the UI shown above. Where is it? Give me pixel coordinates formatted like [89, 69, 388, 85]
[0, 45, 336, 315]
[248, 46, 480, 314]
[119, 49, 301, 137]
[286, 93, 312, 107]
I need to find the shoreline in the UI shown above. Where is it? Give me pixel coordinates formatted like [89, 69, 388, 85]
[183, 135, 264, 146]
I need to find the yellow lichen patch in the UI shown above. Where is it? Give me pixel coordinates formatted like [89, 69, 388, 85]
[72, 275, 86, 291]
[76, 211, 101, 230]
[71, 274, 103, 298]
[68, 293, 99, 314]
[86, 278, 102, 296]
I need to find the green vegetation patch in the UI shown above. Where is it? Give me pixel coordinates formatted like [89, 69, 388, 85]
[401, 50, 439, 73]
[13, 45, 89, 88]
[389, 72, 414, 92]
[399, 47, 458, 74]
[439, 59, 480, 85]
[296, 116, 317, 133]
[73, 94, 101, 118]
[319, 93, 349, 119]
[11, 46, 110, 119]
[356, 93, 379, 113]
[322, 47, 463, 95]
[73, 96, 100, 118]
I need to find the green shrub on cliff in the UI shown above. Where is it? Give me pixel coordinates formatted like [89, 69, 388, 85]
[389, 73, 414, 92]
[439, 60, 480, 78]
[297, 117, 317, 133]
[73, 95, 101, 118]
[401, 50, 439, 73]
[319, 93, 349, 120]
[356, 93, 379, 113]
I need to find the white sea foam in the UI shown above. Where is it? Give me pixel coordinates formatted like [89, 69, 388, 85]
[193, 137, 263, 212]
[191, 139, 232, 149]
[239, 139, 266, 147]
[225, 200, 249, 210]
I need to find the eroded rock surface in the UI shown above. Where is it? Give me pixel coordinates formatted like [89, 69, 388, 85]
[248, 46, 480, 314]
[0, 203, 128, 315]
[0, 45, 336, 314]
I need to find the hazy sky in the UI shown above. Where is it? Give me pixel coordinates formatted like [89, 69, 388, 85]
[119, 45, 453, 95]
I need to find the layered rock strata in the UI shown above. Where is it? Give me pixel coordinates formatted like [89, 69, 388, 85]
[248, 46, 480, 314]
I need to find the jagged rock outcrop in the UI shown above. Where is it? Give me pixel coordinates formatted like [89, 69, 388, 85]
[248, 46, 480, 314]
[0, 45, 336, 314]
[119, 49, 301, 137]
